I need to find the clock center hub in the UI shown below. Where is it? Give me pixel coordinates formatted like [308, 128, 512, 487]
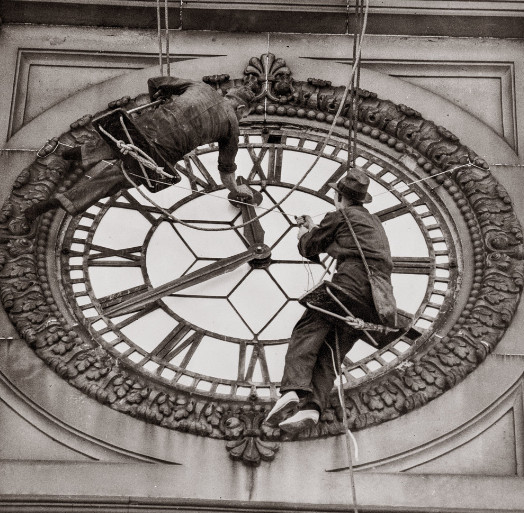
[250, 244, 272, 269]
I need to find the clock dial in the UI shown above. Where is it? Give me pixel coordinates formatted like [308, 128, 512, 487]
[58, 123, 458, 400]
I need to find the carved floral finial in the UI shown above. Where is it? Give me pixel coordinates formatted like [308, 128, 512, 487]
[244, 53, 295, 104]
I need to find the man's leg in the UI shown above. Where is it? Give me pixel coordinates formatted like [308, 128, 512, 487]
[55, 160, 129, 215]
[266, 310, 331, 427]
[26, 160, 128, 220]
[278, 323, 361, 434]
[308, 325, 361, 412]
[280, 309, 333, 396]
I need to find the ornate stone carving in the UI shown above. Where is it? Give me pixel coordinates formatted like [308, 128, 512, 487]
[222, 405, 280, 465]
[243, 53, 295, 103]
[0, 53, 522, 463]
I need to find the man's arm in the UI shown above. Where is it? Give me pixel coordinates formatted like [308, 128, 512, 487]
[218, 136, 253, 199]
[298, 211, 339, 258]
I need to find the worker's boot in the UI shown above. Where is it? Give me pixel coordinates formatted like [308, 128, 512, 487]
[278, 409, 320, 434]
[264, 391, 299, 426]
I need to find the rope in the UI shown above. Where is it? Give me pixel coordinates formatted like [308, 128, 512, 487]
[334, 5, 367, 513]
[165, 0, 171, 76]
[347, 0, 366, 171]
[264, 33, 270, 127]
[97, 125, 164, 174]
[156, 0, 163, 76]
[36, 139, 74, 158]
[332, 330, 359, 513]
[156, 0, 171, 76]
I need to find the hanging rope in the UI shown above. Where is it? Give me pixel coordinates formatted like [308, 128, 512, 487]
[156, 0, 171, 76]
[165, 0, 171, 76]
[263, 33, 270, 129]
[354, 1, 363, 167]
[347, 0, 365, 171]
[332, 4, 368, 512]
[156, 0, 164, 76]
[332, 331, 359, 513]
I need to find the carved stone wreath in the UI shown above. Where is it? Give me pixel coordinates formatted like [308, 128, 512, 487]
[1, 53, 522, 466]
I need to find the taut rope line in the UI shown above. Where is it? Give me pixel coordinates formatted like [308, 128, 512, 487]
[165, 0, 171, 76]
[156, 0, 171, 76]
[156, 0, 163, 76]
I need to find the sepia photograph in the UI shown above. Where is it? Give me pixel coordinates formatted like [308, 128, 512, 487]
[0, 1, 523, 511]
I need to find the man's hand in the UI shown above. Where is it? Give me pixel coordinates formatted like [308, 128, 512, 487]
[235, 183, 254, 200]
[152, 86, 174, 100]
[297, 225, 309, 239]
[220, 172, 255, 202]
[148, 77, 185, 102]
[296, 215, 316, 229]
[296, 215, 317, 239]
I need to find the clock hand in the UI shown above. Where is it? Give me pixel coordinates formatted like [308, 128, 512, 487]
[103, 244, 271, 317]
[239, 200, 265, 245]
[233, 176, 265, 245]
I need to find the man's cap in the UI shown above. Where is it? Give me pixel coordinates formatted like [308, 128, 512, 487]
[328, 167, 372, 203]
[224, 85, 256, 106]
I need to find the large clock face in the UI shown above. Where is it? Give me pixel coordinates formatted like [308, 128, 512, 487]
[54, 122, 458, 401]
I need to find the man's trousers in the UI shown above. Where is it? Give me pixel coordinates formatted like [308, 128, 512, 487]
[54, 160, 130, 215]
[280, 309, 365, 411]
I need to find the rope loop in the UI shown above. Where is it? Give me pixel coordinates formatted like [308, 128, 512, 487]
[116, 141, 165, 173]
[36, 139, 60, 159]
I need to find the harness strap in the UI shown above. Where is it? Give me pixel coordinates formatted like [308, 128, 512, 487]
[340, 208, 371, 276]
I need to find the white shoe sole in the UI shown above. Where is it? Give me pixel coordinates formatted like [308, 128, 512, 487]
[265, 395, 299, 426]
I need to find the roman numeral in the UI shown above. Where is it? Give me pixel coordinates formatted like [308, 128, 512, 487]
[173, 332, 204, 370]
[392, 256, 433, 274]
[184, 155, 217, 191]
[238, 343, 270, 383]
[87, 244, 143, 267]
[267, 146, 283, 182]
[104, 302, 158, 329]
[375, 204, 411, 222]
[247, 146, 269, 182]
[150, 322, 194, 360]
[319, 164, 347, 195]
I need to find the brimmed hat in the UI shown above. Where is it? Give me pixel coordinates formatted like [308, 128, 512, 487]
[224, 85, 256, 106]
[329, 167, 372, 203]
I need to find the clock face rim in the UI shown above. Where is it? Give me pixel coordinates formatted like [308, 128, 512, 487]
[50, 122, 461, 402]
[1, 77, 522, 448]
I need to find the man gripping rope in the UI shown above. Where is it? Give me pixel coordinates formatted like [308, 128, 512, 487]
[265, 168, 398, 434]
[25, 77, 256, 221]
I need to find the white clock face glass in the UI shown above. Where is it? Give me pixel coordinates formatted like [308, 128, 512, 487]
[60, 125, 457, 400]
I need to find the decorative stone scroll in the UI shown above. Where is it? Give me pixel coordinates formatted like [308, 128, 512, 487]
[0, 53, 522, 466]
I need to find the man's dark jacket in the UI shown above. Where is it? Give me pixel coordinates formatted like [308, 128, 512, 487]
[141, 76, 240, 174]
[298, 206, 396, 322]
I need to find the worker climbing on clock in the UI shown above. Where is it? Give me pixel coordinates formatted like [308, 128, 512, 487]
[265, 168, 398, 434]
[25, 76, 256, 221]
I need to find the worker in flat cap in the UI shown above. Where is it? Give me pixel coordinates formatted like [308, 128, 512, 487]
[265, 167, 397, 434]
[26, 77, 256, 220]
